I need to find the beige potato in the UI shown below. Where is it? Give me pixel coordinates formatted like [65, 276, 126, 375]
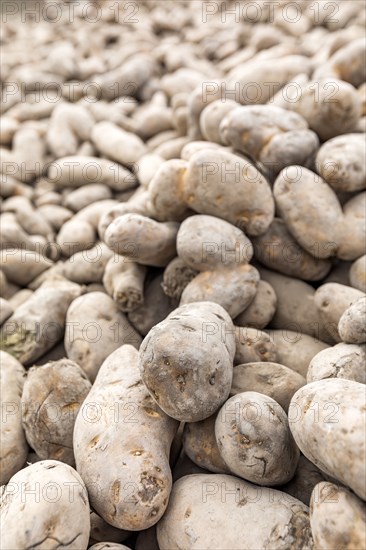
[350, 255, 366, 292]
[199, 100, 238, 144]
[2, 195, 53, 238]
[0, 298, 13, 325]
[177, 215, 253, 271]
[64, 184, 113, 212]
[268, 330, 330, 378]
[21, 359, 91, 466]
[234, 280, 277, 329]
[231, 362, 305, 413]
[253, 218, 331, 280]
[0, 212, 47, 252]
[65, 291, 141, 382]
[316, 134, 366, 193]
[89, 545, 131, 550]
[0, 460, 90, 550]
[61, 243, 113, 284]
[139, 302, 235, 422]
[136, 153, 165, 188]
[181, 149, 274, 237]
[162, 257, 198, 301]
[180, 264, 259, 318]
[10, 126, 46, 183]
[104, 214, 178, 268]
[183, 414, 230, 474]
[0, 277, 81, 365]
[314, 283, 365, 342]
[339, 192, 366, 261]
[310, 482, 366, 550]
[148, 159, 190, 222]
[128, 274, 177, 336]
[38, 204, 73, 231]
[234, 327, 277, 365]
[8, 288, 33, 309]
[56, 217, 96, 257]
[103, 256, 147, 312]
[215, 392, 299, 485]
[274, 167, 343, 259]
[49, 156, 136, 192]
[289, 378, 366, 500]
[92, 121, 147, 166]
[157, 473, 313, 550]
[280, 455, 326, 506]
[74, 345, 178, 531]
[0, 351, 27, 485]
[47, 103, 94, 157]
[338, 297, 366, 344]
[313, 37, 366, 88]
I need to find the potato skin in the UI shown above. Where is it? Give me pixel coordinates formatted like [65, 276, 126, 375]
[74, 345, 178, 531]
[157, 474, 313, 550]
[231, 362, 305, 413]
[234, 327, 277, 365]
[215, 392, 299, 485]
[307, 343, 366, 384]
[0, 351, 28, 485]
[350, 255, 366, 292]
[234, 280, 277, 329]
[310, 482, 366, 550]
[139, 302, 235, 422]
[0, 460, 90, 550]
[21, 359, 92, 466]
[289, 379, 366, 500]
[338, 297, 366, 344]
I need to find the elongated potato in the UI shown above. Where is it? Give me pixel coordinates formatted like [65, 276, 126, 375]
[0, 460, 90, 550]
[91, 121, 147, 165]
[61, 243, 113, 284]
[65, 291, 141, 382]
[0, 351, 27, 485]
[338, 297, 366, 344]
[74, 345, 178, 531]
[234, 327, 277, 365]
[139, 302, 235, 422]
[307, 342, 366, 384]
[0, 277, 81, 365]
[289, 379, 366, 500]
[103, 256, 146, 312]
[234, 280, 277, 329]
[215, 392, 299, 485]
[180, 264, 259, 318]
[148, 159, 190, 222]
[21, 359, 91, 466]
[157, 473, 313, 550]
[183, 414, 230, 474]
[310, 482, 366, 550]
[231, 363, 305, 413]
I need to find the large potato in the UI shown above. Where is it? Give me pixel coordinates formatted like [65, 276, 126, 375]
[307, 342, 366, 384]
[0, 351, 28, 484]
[74, 345, 178, 531]
[215, 392, 299, 485]
[0, 460, 90, 550]
[157, 473, 313, 549]
[289, 379, 366, 500]
[139, 302, 235, 422]
[21, 359, 92, 466]
[310, 482, 366, 550]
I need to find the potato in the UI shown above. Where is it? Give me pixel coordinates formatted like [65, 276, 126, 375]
[253, 218, 331, 280]
[64, 184, 113, 212]
[310, 482, 366, 550]
[313, 37, 366, 88]
[338, 297, 366, 344]
[61, 242, 113, 284]
[139, 302, 235, 422]
[181, 149, 274, 237]
[215, 392, 299, 485]
[65, 291, 141, 382]
[47, 103, 94, 157]
[280, 455, 326, 506]
[162, 257, 198, 301]
[136, 153, 165, 188]
[180, 264, 259, 318]
[338, 192, 366, 260]
[148, 159, 190, 222]
[234, 326, 277, 365]
[231, 362, 305, 413]
[234, 280, 277, 329]
[128, 274, 177, 337]
[350, 254, 366, 292]
[0, 351, 28, 484]
[157, 473, 313, 550]
[183, 414, 230, 474]
[56, 217, 96, 257]
[308, 342, 366, 384]
[220, 105, 318, 175]
[289, 379, 366, 500]
[314, 282, 365, 342]
[274, 167, 343, 259]
[177, 214, 253, 271]
[104, 214, 178, 267]
[0, 212, 47, 252]
[74, 345, 178, 531]
[0, 277, 81, 365]
[21, 359, 91, 466]
[92, 121, 147, 165]
[8, 288, 33, 309]
[0, 297, 13, 325]
[316, 134, 366, 193]
[0, 460, 90, 550]
[38, 204, 73, 231]
[49, 156, 136, 192]
[2, 195, 53, 238]
[89, 545, 131, 550]
[199, 100, 238, 144]
[103, 256, 147, 312]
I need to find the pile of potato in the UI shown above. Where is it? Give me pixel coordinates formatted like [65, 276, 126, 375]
[1, 0, 366, 548]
